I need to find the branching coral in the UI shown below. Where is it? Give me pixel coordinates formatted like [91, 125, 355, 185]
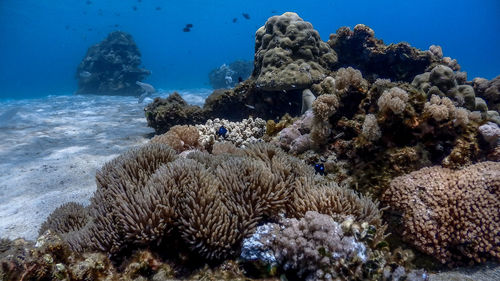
[382, 162, 500, 264]
[196, 117, 266, 149]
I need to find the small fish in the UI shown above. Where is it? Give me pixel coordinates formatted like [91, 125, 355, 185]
[155, 6, 162, 11]
[183, 27, 190, 32]
[242, 13, 250, 19]
[186, 23, 193, 28]
[244, 104, 255, 110]
[114, 24, 119, 27]
[216, 126, 228, 138]
[79, 71, 92, 78]
[232, 17, 237, 23]
[132, 6, 138, 11]
[314, 163, 325, 175]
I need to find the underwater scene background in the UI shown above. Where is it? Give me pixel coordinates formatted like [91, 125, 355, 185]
[0, 0, 500, 281]
[0, 0, 499, 99]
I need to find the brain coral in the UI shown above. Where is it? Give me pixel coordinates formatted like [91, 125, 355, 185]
[252, 12, 337, 91]
[42, 143, 385, 261]
[382, 162, 500, 264]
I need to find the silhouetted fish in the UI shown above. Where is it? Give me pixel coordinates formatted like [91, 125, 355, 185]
[232, 18, 237, 23]
[155, 7, 162, 11]
[186, 23, 193, 28]
[132, 6, 138, 11]
[238, 77, 243, 83]
[242, 13, 250, 19]
[86, 0, 92, 5]
[183, 27, 190, 32]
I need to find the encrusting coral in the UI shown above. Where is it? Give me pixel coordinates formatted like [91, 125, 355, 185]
[382, 162, 500, 265]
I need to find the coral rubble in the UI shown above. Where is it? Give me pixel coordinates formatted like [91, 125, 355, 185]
[76, 31, 151, 96]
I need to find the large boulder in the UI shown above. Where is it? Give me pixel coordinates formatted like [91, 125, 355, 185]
[76, 31, 150, 96]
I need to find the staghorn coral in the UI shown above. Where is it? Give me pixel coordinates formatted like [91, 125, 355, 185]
[382, 162, 500, 264]
[151, 124, 201, 152]
[39, 202, 89, 237]
[43, 142, 385, 263]
[377, 87, 409, 115]
[252, 12, 337, 91]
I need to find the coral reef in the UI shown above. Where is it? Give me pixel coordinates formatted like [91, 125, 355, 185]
[150, 124, 201, 152]
[241, 212, 425, 281]
[145, 92, 206, 134]
[473, 75, 500, 113]
[209, 60, 253, 89]
[328, 24, 438, 82]
[38, 202, 89, 237]
[76, 31, 150, 96]
[382, 162, 500, 265]
[252, 12, 337, 91]
[195, 117, 266, 149]
[39, 142, 385, 264]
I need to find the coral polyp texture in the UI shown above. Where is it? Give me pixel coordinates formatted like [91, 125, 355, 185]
[76, 31, 150, 96]
[252, 12, 337, 91]
[382, 162, 500, 265]
[38, 142, 385, 263]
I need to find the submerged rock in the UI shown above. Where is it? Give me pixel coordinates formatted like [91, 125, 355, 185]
[76, 31, 150, 96]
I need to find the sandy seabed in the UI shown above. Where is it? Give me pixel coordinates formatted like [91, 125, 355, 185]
[0, 94, 161, 240]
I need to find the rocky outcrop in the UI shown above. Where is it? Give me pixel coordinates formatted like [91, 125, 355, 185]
[328, 24, 437, 82]
[76, 31, 150, 96]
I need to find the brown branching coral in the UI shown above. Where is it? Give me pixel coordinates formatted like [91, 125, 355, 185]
[150, 125, 200, 152]
[39, 202, 89, 236]
[382, 162, 500, 264]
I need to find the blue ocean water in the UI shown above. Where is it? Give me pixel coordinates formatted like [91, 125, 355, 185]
[0, 0, 499, 100]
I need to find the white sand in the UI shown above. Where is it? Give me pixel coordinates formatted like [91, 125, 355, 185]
[0, 94, 154, 240]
